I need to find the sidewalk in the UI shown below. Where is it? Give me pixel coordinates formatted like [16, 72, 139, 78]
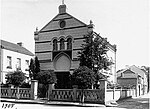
[0, 98, 106, 107]
[116, 92, 150, 109]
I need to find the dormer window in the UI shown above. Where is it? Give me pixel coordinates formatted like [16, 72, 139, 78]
[60, 38, 65, 50]
[67, 38, 72, 50]
[53, 39, 58, 51]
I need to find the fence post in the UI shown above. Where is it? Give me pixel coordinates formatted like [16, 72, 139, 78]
[120, 87, 122, 98]
[31, 80, 38, 100]
[73, 85, 78, 102]
[16, 87, 20, 99]
[48, 84, 54, 100]
[113, 87, 115, 99]
[8, 85, 12, 98]
[99, 79, 107, 104]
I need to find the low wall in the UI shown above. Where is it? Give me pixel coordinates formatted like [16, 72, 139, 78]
[1, 88, 31, 99]
[50, 89, 105, 104]
[1, 80, 38, 100]
[52, 89, 73, 101]
[106, 89, 120, 102]
[48, 80, 107, 104]
[105, 89, 135, 103]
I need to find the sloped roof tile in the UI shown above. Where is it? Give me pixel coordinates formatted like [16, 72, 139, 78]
[117, 65, 145, 78]
[0, 40, 34, 56]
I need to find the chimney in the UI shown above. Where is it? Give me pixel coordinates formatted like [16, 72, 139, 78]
[59, 4, 66, 14]
[17, 42, 23, 47]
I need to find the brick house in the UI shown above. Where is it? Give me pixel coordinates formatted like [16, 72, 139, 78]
[117, 65, 148, 96]
[34, 4, 116, 89]
[0, 40, 34, 84]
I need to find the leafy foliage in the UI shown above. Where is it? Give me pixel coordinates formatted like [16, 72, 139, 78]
[72, 66, 96, 89]
[5, 71, 26, 87]
[37, 70, 57, 98]
[78, 31, 113, 80]
[29, 58, 35, 79]
[37, 70, 57, 85]
[35, 56, 40, 76]
[29, 56, 40, 80]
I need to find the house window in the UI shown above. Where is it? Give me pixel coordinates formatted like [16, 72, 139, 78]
[53, 39, 58, 51]
[67, 38, 72, 50]
[16, 58, 21, 70]
[25, 60, 29, 71]
[7, 56, 12, 69]
[60, 38, 65, 50]
[25, 60, 29, 66]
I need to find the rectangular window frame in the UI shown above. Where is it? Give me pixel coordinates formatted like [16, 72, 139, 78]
[16, 58, 21, 70]
[7, 56, 12, 69]
[25, 60, 29, 71]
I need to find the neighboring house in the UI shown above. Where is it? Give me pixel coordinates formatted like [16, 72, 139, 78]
[34, 4, 117, 89]
[0, 40, 34, 84]
[117, 65, 148, 96]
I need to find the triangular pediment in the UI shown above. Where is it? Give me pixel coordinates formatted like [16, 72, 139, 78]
[123, 69, 135, 74]
[40, 13, 87, 32]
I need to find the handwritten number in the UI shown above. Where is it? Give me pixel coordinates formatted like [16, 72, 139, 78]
[1, 103, 16, 109]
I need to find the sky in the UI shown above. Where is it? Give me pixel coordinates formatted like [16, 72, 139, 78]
[1, 0, 149, 70]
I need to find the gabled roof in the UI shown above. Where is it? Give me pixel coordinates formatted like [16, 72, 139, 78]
[37, 4, 116, 52]
[129, 65, 145, 77]
[39, 12, 87, 33]
[39, 4, 88, 33]
[0, 40, 34, 56]
[117, 65, 145, 78]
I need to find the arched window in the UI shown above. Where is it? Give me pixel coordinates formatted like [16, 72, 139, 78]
[60, 38, 65, 50]
[67, 38, 72, 50]
[53, 39, 58, 51]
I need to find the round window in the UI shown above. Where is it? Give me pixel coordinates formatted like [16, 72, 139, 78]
[59, 20, 66, 28]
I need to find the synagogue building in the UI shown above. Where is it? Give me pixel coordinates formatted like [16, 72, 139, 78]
[34, 4, 116, 89]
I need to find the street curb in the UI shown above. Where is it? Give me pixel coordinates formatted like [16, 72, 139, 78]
[0, 99, 106, 107]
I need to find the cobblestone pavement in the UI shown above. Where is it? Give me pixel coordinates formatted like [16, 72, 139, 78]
[116, 93, 150, 109]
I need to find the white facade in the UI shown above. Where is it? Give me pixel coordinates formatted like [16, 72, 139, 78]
[0, 41, 34, 84]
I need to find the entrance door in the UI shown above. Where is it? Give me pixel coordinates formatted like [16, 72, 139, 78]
[55, 72, 71, 89]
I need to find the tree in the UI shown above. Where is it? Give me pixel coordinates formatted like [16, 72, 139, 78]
[5, 71, 26, 99]
[72, 66, 96, 103]
[38, 70, 57, 85]
[72, 66, 96, 89]
[29, 56, 40, 80]
[6, 71, 26, 87]
[35, 56, 40, 77]
[29, 58, 35, 79]
[37, 70, 57, 98]
[78, 31, 113, 80]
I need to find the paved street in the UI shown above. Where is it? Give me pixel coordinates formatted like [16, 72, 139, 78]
[1, 93, 149, 109]
[116, 93, 150, 109]
[0, 102, 105, 109]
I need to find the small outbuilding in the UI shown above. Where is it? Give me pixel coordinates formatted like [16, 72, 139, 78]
[117, 65, 147, 96]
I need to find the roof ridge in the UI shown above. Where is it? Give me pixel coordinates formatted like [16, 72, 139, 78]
[39, 12, 88, 33]
[1, 40, 34, 56]
[129, 65, 145, 77]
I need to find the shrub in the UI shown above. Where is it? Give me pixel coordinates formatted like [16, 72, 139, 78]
[5, 71, 26, 87]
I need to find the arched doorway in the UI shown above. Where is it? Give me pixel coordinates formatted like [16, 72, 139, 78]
[53, 53, 71, 89]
